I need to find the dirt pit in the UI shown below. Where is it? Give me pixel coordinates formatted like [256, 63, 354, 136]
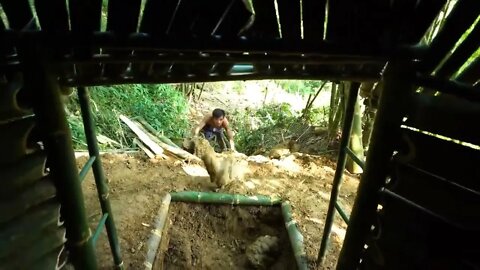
[155, 203, 296, 270]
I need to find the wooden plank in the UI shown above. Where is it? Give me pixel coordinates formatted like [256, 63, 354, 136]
[405, 93, 480, 145]
[135, 120, 201, 162]
[302, 0, 326, 40]
[133, 138, 155, 159]
[119, 115, 165, 156]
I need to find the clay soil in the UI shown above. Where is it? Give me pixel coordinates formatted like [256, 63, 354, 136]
[156, 203, 296, 270]
[79, 151, 359, 269]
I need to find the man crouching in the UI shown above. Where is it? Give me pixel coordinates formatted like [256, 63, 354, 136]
[193, 108, 235, 152]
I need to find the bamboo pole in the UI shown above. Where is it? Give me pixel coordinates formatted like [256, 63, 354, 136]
[281, 202, 308, 270]
[337, 61, 414, 270]
[78, 87, 124, 269]
[144, 193, 171, 270]
[317, 82, 360, 266]
[170, 191, 282, 206]
[26, 57, 97, 269]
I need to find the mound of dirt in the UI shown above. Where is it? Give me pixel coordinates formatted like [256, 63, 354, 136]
[155, 203, 296, 270]
[192, 137, 249, 188]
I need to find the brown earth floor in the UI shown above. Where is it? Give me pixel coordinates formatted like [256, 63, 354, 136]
[79, 152, 359, 269]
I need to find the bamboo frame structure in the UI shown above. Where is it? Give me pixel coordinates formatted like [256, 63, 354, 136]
[337, 61, 414, 269]
[144, 192, 306, 269]
[78, 87, 124, 269]
[1, 0, 479, 268]
[317, 82, 360, 265]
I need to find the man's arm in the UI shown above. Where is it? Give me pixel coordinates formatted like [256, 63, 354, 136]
[223, 119, 236, 151]
[193, 115, 208, 136]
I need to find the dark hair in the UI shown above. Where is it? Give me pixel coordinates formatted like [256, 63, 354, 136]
[212, 108, 226, 118]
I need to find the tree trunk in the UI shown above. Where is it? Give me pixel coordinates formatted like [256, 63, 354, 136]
[346, 95, 365, 174]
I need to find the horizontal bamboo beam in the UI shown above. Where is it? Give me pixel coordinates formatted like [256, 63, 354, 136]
[9, 31, 424, 58]
[170, 191, 282, 206]
[62, 71, 381, 87]
[345, 147, 365, 170]
[79, 156, 96, 183]
[92, 213, 109, 245]
[335, 201, 350, 224]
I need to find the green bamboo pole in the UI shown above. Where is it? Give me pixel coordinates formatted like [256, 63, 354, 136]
[335, 201, 350, 224]
[318, 82, 360, 266]
[78, 87, 124, 269]
[79, 156, 96, 182]
[337, 61, 413, 269]
[281, 202, 308, 270]
[144, 193, 171, 270]
[170, 191, 282, 206]
[91, 213, 109, 245]
[25, 54, 97, 269]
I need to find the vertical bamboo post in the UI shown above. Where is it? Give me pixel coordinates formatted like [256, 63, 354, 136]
[24, 50, 97, 268]
[336, 61, 413, 269]
[78, 87, 124, 269]
[317, 82, 360, 266]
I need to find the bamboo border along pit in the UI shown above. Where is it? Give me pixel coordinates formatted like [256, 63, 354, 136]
[144, 191, 307, 269]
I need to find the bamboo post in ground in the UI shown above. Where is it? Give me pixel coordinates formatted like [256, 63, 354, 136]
[317, 82, 360, 266]
[25, 51, 97, 268]
[337, 60, 413, 269]
[78, 87, 124, 269]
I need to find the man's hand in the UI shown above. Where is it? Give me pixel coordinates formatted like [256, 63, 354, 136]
[230, 140, 236, 152]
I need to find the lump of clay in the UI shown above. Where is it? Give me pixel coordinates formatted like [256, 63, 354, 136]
[246, 235, 280, 269]
[192, 136, 248, 189]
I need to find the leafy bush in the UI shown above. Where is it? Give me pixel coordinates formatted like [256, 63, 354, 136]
[66, 84, 190, 150]
[231, 103, 300, 154]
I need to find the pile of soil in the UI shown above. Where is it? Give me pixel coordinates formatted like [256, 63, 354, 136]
[155, 203, 296, 269]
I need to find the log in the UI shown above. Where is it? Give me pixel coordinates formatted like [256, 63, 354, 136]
[119, 115, 165, 156]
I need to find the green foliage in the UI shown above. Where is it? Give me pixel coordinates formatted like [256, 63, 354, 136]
[274, 80, 324, 96]
[231, 103, 300, 154]
[66, 84, 190, 150]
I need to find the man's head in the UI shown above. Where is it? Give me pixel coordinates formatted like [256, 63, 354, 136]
[212, 108, 225, 126]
